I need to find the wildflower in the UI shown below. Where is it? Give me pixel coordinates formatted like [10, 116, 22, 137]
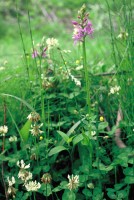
[41, 47, 47, 58]
[32, 50, 39, 58]
[27, 112, 40, 122]
[87, 182, 94, 189]
[30, 123, 43, 136]
[99, 116, 104, 122]
[18, 170, 32, 182]
[68, 71, 81, 87]
[76, 60, 80, 65]
[30, 153, 37, 160]
[0, 125, 8, 136]
[72, 4, 94, 44]
[76, 65, 83, 70]
[41, 173, 52, 184]
[109, 86, 121, 95]
[62, 49, 71, 53]
[7, 177, 16, 198]
[9, 136, 17, 142]
[39, 136, 43, 140]
[7, 176, 15, 187]
[91, 131, 97, 140]
[117, 30, 128, 40]
[25, 180, 41, 191]
[17, 160, 30, 169]
[46, 38, 59, 50]
[103, 136, 109, 139]
[67, 174, 79, 190]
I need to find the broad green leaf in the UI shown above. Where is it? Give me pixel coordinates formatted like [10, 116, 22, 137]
[57, 131, 69, 143]
[98, 122, 108, 130]
[20, 120, 32, 142]
[73, 134, 83, 146]
[48, 146, 68, 156]
[117, 190, 128, 198]
[82, 188, 92, 197]
[107, 125, 117, 136]
[123, 167, 134, 176]
[62, 190, 76, 200]
[114, 183, 126, 191]
[124, 176, 134, 184]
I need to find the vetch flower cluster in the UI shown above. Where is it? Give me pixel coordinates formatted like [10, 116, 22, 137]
[67, 174, 79, 190]
[0, 125, 8, 136]
[72, 4, 94, 44]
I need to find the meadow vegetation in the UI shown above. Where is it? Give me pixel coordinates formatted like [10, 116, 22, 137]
[0, 0, 134, 199]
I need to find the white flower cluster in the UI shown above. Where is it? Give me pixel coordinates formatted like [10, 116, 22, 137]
[7, 176, 16, 198]
[30, 123, 43, 136]
[17, 160, 30, 169]
[0, 125, 8, 136]
[17, 160, 41, 192]
[25, 181, 41, 192]
[67, 174, 79, 190]
[109, 86, 121, 95]
[27, 112, 43, 137]
[46, 38, 59, 50]
[68, 70, 81, 87]
[9, 136, 17, 142]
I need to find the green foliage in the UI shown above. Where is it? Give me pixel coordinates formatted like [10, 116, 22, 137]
[0, 0, 134, 199]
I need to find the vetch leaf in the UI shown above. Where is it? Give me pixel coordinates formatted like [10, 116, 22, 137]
[73, 134, 83, 146]
[57, 131, 69, 143]
[48, 146, 68, 156]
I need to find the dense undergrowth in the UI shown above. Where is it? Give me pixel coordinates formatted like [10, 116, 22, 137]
[0, 0, 134, 200]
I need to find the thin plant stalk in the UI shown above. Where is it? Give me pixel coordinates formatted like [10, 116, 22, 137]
[82, 37, 92, 171]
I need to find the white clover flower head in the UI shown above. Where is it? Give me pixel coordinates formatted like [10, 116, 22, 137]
[27, 112, 40, 122]
[109, 85, 121, 95]
[30, 123, 43, 136]
[18, 170, 32, 182]
[17, 160, 30, 169]
[91, 131, 96, 136]
[67, 174, 79, 190]
[24, 180, 41, 191]
[0, 125, 8, 136]
[7, 176, 15, 187]
[7, 177, 17, 198]
[46, 38, 59, 49]
[117, 30, 128, 40]
[9, 136, 17, 142]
